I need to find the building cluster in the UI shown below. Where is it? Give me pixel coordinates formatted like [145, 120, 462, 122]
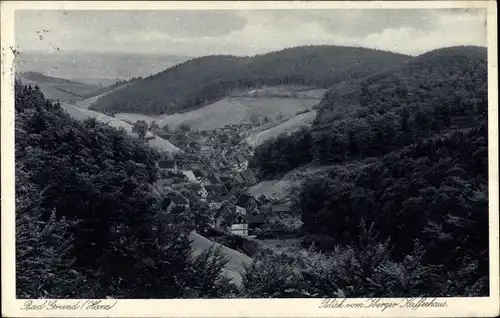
[213, 193, 293, 238]
[154, 121, 293, 237]
[151, 120, 297, 237]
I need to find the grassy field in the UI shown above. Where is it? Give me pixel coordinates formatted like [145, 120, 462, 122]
[19, 72, 100, 102]
[60, 103, 182, 154]
[247, 164, 326, 201]
[75, 83, 132, 109]
[245, 110, 317, 147]
[190, 231, 252, 286]
[246, 179, 297, 201]
[116, 95, 321, 131]
[67, 77, 122, 87]
[21, 82, 80, 102]
[230, 85, 327, 99]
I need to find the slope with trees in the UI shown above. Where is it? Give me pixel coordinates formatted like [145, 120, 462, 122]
[18, 72, 101, 101]
[90, 45, 411, 115]
[15, 83, 236, 298]
[246, 46, 489, 297]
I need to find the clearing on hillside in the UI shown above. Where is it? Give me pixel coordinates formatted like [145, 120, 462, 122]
[245, 110, 317, 147]
[18, 72, 101, 102]
[116, 95, 320, 131]
[60, 103, 182, 154]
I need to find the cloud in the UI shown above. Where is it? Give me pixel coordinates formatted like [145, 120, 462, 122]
[14, 9, 486, 56]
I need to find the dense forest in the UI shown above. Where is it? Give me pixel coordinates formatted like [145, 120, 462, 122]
[90, 45, 410, 115]
[15, 84, 235, 298]
[249, 46, 489, 296]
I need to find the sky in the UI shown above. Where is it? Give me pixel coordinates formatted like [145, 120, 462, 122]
[15, 9, 487, 57]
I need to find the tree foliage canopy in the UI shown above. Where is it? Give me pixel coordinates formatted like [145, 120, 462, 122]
[90, 45, 410, 115]
[15, 84, 234, 298]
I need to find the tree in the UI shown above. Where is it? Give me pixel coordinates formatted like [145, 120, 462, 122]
[163, 124, 171, 134]
[132, 120, 149, 140]
[149, 121, 160, 136]
[15, 84, 233, 299]
[179, 123, 191, 132]
[16, 163, 94, 298]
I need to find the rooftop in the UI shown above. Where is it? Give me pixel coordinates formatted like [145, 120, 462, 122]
[180, 170, 197, 182]
[235, 193, 256, 207]
[235, 154, 247, 164]
[272, 205, 292, 212]
[158, 160, 176, 169]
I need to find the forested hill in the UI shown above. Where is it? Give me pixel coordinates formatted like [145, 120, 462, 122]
[89, 45, 411, 115]
[311, 45, 487, 163]
[249, 45, 489, 296]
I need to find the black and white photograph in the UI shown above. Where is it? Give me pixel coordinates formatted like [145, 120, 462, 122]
[1, 1, 498, 317]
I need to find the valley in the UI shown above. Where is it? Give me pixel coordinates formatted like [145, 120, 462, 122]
[17, 70, 327, 288]
[15, 44, 490, 299]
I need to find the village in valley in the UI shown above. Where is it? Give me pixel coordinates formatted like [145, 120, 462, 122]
[144, 118, 299, 250]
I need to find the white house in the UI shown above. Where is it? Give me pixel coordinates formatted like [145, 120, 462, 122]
[180, 170, 197, 182]
[230, 215, 249, 236]
[228, 214, 265, 237]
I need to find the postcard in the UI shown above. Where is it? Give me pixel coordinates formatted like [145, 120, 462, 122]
[1, 1, 498, 317]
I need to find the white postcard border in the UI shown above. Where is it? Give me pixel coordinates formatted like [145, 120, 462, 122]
[1, 1, 498, 317]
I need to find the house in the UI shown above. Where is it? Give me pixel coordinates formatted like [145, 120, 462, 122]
[228, 214, 249, 236]
[219, 133, 230, 143]
[192, 169, 205, 180]
[207, 173, 222, 185]
[227, 214, 266, 237]
[211, 159, 225, 170]
[233, 173, 245, 185]
[219, 175, 234, 191]
[235, 193, 260, 215]
[220, 175, 232, 184]
[205, 184, 229, 197]
[190, 164, 204, 171]
[257, 193, 273, 204]
[213, 205, 234, 230]
[188, 141, 200, 151]
[158, 160, 178, 173]
[172, 195, 190, 211]
[162, 195, 190, 213]
[208, 160, 219, 171]
[173, 133, 189, 145]
[200, 146, 213, 157]
[198, 176, 211, 187]
[208, 202, 223, 210]
[235, 154, 249, 170]
[241, 170, 257, 185]
[162, 198, 177, 213]
[180, 170, 197, 182]
[272, 205, 293, 216]
[198, 186, 208, 201]
[198, 137, 208, 145]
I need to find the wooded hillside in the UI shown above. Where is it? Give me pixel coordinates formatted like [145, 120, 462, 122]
[15, 83, 235, 298]
[248, 46, 489, 297]
[90, 45, 410, 115]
